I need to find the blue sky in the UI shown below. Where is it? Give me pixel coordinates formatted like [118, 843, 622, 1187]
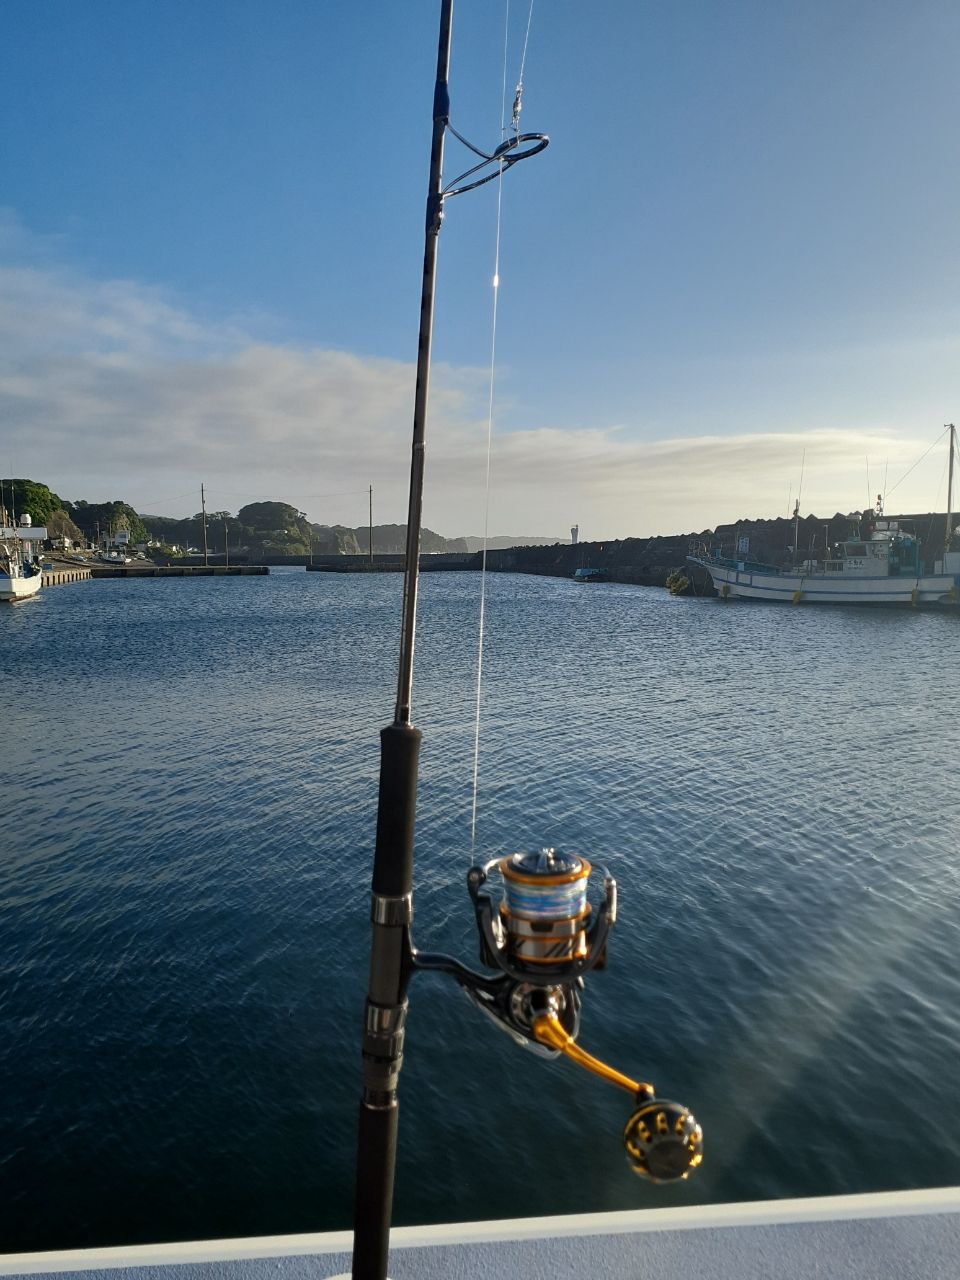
[2, 1, 958, 537]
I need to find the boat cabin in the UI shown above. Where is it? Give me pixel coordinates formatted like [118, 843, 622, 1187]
[822, 520, 920, 578]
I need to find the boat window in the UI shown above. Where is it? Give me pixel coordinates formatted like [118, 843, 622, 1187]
[843, 543, 867, 557]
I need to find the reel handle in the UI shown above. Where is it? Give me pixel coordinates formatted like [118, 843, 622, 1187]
[532, 1013, 703, 1183]
[624, 1099, 704, 1183]
[531, 1012, 653, 1099]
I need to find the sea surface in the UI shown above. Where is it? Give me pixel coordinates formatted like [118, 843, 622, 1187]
[2, 569, 959, 1251]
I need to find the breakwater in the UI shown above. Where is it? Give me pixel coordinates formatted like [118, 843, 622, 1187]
[301, 507, 954, 595]
[306, 553, 474, 573]
[303, 546, 714, 591]
[90, 564, 269, 578]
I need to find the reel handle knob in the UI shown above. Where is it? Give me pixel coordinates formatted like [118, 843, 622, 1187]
[623, 1099, 703, 1182]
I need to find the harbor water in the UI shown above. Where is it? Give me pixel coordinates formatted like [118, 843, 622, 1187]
[2, 569, 959, 1251]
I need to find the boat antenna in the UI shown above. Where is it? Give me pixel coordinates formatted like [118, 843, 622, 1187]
[793, 450, 805, 565]
[350, 4, 549, 1277]
[946, 423, 956, 555]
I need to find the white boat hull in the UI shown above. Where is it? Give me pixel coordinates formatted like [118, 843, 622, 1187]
[0, 571, 43, 602]
[689, 558, 960, 607]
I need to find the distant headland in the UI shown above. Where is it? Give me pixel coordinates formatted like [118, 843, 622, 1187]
[0, 479, 567, 559]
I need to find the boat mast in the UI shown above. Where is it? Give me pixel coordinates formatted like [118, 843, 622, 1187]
[946, 423, 956, 555]
[201, 482, 209, 567]
[351, 3, 453, 1276]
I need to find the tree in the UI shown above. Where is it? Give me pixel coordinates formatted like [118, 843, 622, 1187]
[1, 479, 63, 525]
[47, 509, 84, 543]
[67, 500, 147, 545]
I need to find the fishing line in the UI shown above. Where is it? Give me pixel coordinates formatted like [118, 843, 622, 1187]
[470, 20, 508, 851]
[470, 0, 535, 849]
[499, 0, 511, 135]
[513, 0, 535, 131]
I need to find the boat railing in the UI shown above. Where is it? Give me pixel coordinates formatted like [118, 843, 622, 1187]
[690, 547, 784, 575]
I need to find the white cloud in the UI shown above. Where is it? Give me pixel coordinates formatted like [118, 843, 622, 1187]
[0, 216, 952, 538]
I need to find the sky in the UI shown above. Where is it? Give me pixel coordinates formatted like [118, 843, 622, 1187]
[1, 0, 958, 539]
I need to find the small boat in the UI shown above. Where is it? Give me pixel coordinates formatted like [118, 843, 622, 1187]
[98, 550, 133, 565]
[0, 515, 47, 602]
[688, 428, 960, 607]
[573, 566, 608, 583]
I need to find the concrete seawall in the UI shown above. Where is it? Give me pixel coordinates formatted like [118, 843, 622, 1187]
[90, 565, 269, 578]
[306, 553, 473, 573]
[42, 566, 92, 588]
[303, 549, 713, 591]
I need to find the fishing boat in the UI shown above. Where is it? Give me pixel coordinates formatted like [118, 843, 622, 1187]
[688, 427, 960, 606]
[0, 514, 47, 602]
[573, 566, 608, 583]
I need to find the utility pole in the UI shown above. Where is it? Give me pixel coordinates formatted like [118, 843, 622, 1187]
[369, 484, 374, 564]
[201, 483, 209, 566]
[224, 517, 229, 568]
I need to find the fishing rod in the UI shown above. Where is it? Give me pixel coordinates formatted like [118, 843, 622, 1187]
[348, 4, 700, 1278]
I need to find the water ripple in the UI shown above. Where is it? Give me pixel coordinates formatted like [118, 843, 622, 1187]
[2, 570, 960, 1248]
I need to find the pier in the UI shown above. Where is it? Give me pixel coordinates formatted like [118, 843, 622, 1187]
[36, 563, 269, 588]
[42, 566, 92, 588]
[90, 565, 269, 578]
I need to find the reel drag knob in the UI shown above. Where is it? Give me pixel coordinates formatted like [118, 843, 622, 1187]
[623, 1100, 703, 1182]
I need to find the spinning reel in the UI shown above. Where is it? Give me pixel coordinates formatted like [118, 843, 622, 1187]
[411, 848, 703, 1182]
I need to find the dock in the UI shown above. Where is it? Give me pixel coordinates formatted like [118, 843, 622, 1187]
[36, 564, 269, 588]
[42, 566, 92, 588]
[89, 565, 268, 578]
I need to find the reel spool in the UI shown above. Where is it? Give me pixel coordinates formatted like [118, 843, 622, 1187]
[469, 847, 615, 986]
[500, 848, 591, 969]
